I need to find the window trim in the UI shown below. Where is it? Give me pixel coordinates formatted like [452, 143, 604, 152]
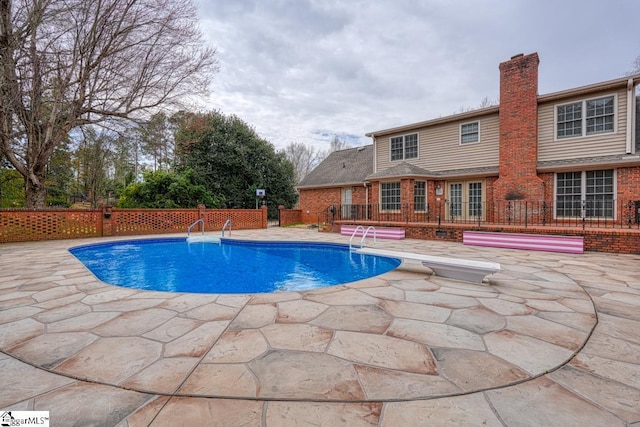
[459, 121, 480, 145]
[554, 94, 617, 141]
[554, 169, 616, 219]
[413, 181, 427, 212]
[380, 181, 401, 212]
[389, 133, 419, 161]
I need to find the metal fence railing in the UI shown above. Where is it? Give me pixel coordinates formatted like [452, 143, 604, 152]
[319, 199, 640, 229]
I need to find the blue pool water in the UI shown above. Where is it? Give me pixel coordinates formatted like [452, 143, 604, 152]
[69, 238, 401, 294]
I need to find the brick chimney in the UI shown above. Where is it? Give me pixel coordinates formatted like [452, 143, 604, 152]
[493, 53, 544, 202]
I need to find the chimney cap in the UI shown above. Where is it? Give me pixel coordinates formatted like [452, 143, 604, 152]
[510, 53, 524, 60]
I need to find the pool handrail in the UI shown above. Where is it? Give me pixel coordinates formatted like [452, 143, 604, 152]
[349, 225, 377, 250]
[349, 225, 364, 250]
[360, 226, 377, 247]
[187, 219, 205, 237]
[222, 219, 232, 237]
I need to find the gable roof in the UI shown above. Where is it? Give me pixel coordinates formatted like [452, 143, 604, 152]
[297, 145, 373, 189]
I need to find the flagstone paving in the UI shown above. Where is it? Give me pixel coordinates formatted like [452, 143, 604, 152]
[1, 228, 639, 426]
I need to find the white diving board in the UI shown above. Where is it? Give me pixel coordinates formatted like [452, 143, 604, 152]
[356, 247, 500, 284]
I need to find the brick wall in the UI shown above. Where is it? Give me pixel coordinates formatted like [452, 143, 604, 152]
[279, 207, 302, 226]
[0, 209, 103, 242]
[494, 53, 545, 202]
[323, 221, 640, 254]
[617, 166, 640, 202]
[0, 207, 266, 243]
[299, 188, 341, 223]
[299, 185, 369, 224]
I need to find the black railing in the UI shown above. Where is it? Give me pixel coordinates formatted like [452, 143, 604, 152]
[319, 199, 640, 229]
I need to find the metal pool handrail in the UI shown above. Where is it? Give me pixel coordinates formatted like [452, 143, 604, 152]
[187, 219, 205, 237]
[222, 219, 232, 237]
[360, 226, 377, 247]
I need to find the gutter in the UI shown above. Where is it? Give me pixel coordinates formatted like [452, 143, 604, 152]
[626, 78, 636, 154]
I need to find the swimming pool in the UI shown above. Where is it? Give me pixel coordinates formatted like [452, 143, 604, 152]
[69, 238, 401, 294]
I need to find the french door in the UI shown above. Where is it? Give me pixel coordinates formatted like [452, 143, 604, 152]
[447, 181, 484, 220]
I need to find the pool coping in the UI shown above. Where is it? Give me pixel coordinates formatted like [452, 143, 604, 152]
[1, 229, 639, 425]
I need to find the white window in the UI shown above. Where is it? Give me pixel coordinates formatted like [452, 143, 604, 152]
[460, 121, 479, 144]
[381, 182, 401, 211]
[555, 169, 615, 218]
[586, 97, 615, 135]
[390, 133, 418, 161]
[556, 95, 615, 139]
[414, 181, 426, 211]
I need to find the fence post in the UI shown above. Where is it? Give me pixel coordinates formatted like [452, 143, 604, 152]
[102, 206, 113, 237]
[261, 205, 268, 228]
[278, 205, 285, 227]
[197, 204, 207, 232]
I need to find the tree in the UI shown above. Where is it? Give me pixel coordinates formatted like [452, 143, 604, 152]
[117, 169, 217, 208]
[328, 136, 350, 153]
[73, 127, 113, 208]
[630, 55, 640, 75]
[282, 142, 320, 183]
[139, 112, 176, 171]
[0, 163, 24, 207]
[0, 0, 218, 208]
[317, 136, 350, 164]
[175, 111, 298, 217]
[45, 141, 73, 206]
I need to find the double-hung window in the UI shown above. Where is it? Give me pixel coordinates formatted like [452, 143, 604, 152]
[556, 170, 615, 218]
[414, 181, 426, 211]
[460, 121, 479, 144]
[556, 95, 615, 139]
[390, 133, 418, 161]
[381, 182, 401, 211]
[586, 97, 615, 135]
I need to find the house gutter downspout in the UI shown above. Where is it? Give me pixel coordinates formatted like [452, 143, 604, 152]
[364, 181, 369, 220]
[626, 78, 635, 154]
[372, 136, 377, 173]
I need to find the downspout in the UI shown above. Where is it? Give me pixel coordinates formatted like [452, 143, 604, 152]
[626, 78, 634, 154]
[364, 181, 369, 220]
[372, 136, 377, 173]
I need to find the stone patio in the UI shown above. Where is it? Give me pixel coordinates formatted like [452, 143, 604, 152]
[1, 228, 639, 426]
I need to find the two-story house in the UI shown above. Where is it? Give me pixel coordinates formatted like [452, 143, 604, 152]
[299, 52, 640, 233]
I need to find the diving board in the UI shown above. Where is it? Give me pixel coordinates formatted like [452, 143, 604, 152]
[356, 247, 500, 283]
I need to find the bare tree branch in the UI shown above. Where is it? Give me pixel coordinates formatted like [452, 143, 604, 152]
[0, 0, 218, 206]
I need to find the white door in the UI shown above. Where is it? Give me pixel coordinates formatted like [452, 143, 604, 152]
[449, 183, 463, 219]
[448, 181, 484, 220]
[341, 188, 353, 219]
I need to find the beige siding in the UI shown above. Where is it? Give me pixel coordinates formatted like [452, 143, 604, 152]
[375, 113, 500, 172]
[538, 88, 628, 162]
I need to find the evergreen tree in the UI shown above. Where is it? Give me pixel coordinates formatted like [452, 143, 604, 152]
[175, 111, 298, 217]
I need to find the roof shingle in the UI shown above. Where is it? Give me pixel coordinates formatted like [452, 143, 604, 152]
[297, 145, 373, 188]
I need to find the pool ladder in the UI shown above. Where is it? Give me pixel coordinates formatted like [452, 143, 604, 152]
[222, 219, 232, 237]
[186, 219, 231, 242]
[349, 225, 377, 250]
[187, 219, 205, 238]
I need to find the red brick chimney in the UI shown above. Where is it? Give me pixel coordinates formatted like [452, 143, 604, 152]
[493, 53, 544, 202]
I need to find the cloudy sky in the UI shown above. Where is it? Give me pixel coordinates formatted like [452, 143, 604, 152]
[195, 0, 639, 152]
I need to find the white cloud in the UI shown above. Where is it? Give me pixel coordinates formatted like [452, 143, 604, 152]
[195, 0, 640, 152]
